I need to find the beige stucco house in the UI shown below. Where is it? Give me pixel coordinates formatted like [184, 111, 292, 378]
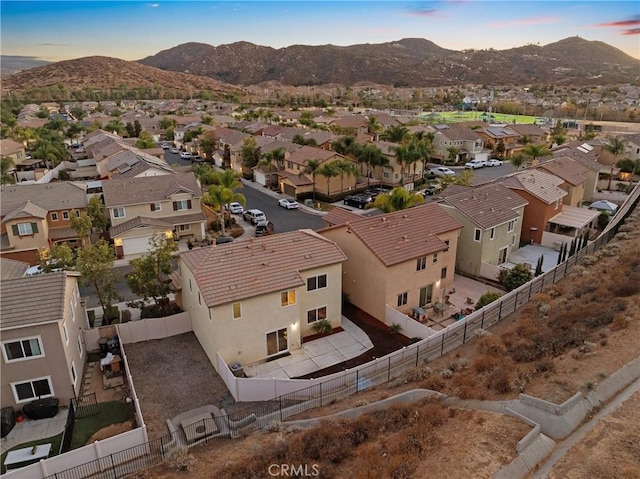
[102, 172, 206, 258]
[1, 271, 87, 409]
[437, 183, 528, 279]
[319, 203, 463, 321]
[175, 230, 347, 372]
[432, 126, 487, 164]
[537, 156, 590, 207]
[0, 138, 27, 169]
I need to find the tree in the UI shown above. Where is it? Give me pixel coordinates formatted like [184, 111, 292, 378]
[240, 136, 261, 175]
[305, 159, 322, 202]
[475, 292, 501, 311]
[257, 148, 282, 189]
[135, 130, 156, 149]
[439, 169, 473, 189]
[317, 162, 340, 195]
[510, 153, 526, 170]
[1, 156, 16, 185]
[597, 211, 610, 229]
[335, 159, 357, 193]
[365, 115, 382, 140]
[126, 235, 178, 317]
[522, 144, 551, 166]
[534, 255, 544, 277]
[133, 119, 142, 137]
[104, 119, 125, 135]
[382, 124, 409, 143]
[75, 240, 121, 322]
[202, 169, 245, 236]
[159, 116, 177, 130]
[38, 242, 75, 272]
[499, 264, 533, 291]
[70, 210, 92, 244]
[495, 139, 505, 158]
[357, 143, 385, 185]
[86, 196, 109, 234]
[372, 187, 424, 213]
[447, 146, 459, 163]
[603, 136, 627, 191]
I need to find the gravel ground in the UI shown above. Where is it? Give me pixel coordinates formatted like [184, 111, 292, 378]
[124, 332, 242, 439]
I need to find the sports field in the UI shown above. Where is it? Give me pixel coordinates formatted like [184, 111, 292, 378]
[419, 111, 538, 124]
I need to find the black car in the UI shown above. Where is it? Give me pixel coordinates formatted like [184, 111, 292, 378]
[215, 236, 233, 244]
[423, 184, 441, 196]
[343, 194, 373, 209]
[191, 154, 204, 163]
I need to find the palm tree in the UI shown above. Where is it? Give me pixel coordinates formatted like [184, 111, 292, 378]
[603, 136, 627, 191]
[510, 153, 526, 170]
[394, 143, 416, 185]
[382, 125, 409, 143]
[522, 143, 551, 166]
[1, 156, 16, 185]
[212, 168, 244, 191]
[365, 115, 382, 140]
[65, 123, 84, 145]
[256, 151, 278, 189]
[318, 162, 340, 196]
[356, 143, 385, 186]
[372, 187, 424, 213]
[305, 159, 322, 202]
[335, 159, 357, 193]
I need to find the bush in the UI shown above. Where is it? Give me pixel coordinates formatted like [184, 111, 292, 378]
[312, 319, 332, 335]
[87, 310, 96, 328]
[103, 305, 119, 325]
[499, 264, 533, 291]
[140, 302, 182, 319]
[475, 291, 501, 310]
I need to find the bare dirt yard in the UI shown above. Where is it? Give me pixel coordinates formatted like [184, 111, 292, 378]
[135, 209, 640, 479]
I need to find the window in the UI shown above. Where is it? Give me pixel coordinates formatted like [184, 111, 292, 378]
[473, 228, 481, 242]
[232, 302, 241, 320]
[444, 240, 450, 252]
[173, 200, 192, 211]
[189, 279, 192, 292]
[50, 212, 59, 221]
[150, 203, 161, 212]
[75, 210, 81, 218]
[11, 376, 53, 403]
[71, 362, 77, 387]
[281, 290, 296, 307]
[62, 210, 70, 220]
[490, 228, 495, 240]
[441, 267, 448, 280]
[71, 301, 76, 322]
[498, 247, 508, 264]
[179, 224, 190, 231]
[419, 284, 433, 307]
[62, 323, 69, 345]
[266, 328, 288, 356]
[432, 253, 438, 264]
[77, 336, 83, 358]
[13, 222, 38, 236]
[554, 199, 560, 210]
[307, 306, 327, 324]
[512, 235, 516, 245]
[3, 337, 44, 362]
[287, 161, 293, 169]
[112, 207, 125, 219]
[307, 274, 327, 291]
[416, 256, 427, 271]
[397, 292, 408, 307]
[507, 220, 515, 233]
[198, 292, 201, 305]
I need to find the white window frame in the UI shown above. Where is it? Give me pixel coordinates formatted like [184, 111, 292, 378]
[397, 292, 408, 307]
[50, 212, 59, 221]
[173, 200, 190, 211]
[432, 253, 438, 264]
[266, 327, 288, 357]
[507, 220, 515, 233]
[10, 376, 54, 404]
[179, 224, 190, 231]
[307, 305, 328, 324]
[281, 289, 296, 307]
[151, 202, 161, 212]
[112, 207, 125, 219]
[2, 336, 45, 363]
[17, 223, 34, 235]
[416, 256, 427, 271]
[490, 228, 495, 240]
[512, 235, 516, 245]
[62, 322, 69, 345]
[307, 274, 327, 291]
[62, 210, 70, 220]
[232, 302, 241, 320]
[473, 228, 482, 242]
[77, 336, 83, 358]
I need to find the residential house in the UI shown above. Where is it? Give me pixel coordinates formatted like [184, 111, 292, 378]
[476, 125, 520, 157]
[0, 182, 87, 264]
[621, 133, 640, 162]
[1, 271, 87, 409]
[253, 140, 301, 187]
[327, 115, 369, 136]
[0, 139, 27, 168]
[537, 156, 590, 207]
[374, 140, 403, 186]
[0, 258, 30, 279]
[210, 127, 250, 172]
[102, 172, 206, 258]
[278, 146, 355, 197]
[437, 184, 528, 279]
[432, 126, 487, 164]
[175, 230, 347, 371]
[550, 142, 601, 201]
[509, 124, 549, 146]
[319, 203, 463, 321]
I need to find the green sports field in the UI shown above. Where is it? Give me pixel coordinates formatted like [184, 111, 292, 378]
[419, 111, 538, 125]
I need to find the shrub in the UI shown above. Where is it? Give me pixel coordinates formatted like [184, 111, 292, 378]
[312, 319, 332, 335]
[474, 291, 501, 310]
[103, 305, 119, 324]
[487, 368, 512, 394]
[476, 335, 507, 356]
[87, 310, 96, 328]
[389, 323, 402, 333]
[500, 264, 533, 291]
[473, 354, 500, 373]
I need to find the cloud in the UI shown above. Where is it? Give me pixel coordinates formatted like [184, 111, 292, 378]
[39, 43, 70, 47]
[405, 1, 441, 17]
[594, 16, 640, 29]
[146, 3, 159, 7]
[622, 28, 640, 36]
[490, 16, 559, 28]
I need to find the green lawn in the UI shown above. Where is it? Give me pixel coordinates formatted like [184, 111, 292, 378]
[420, 111, 538, 124]
[70, 401, 134, 449]
[1, 433, 63, 471]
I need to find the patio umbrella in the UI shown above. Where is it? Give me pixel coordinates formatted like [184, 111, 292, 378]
[589, 200, 618, 213]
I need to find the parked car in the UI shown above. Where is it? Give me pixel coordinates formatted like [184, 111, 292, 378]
[278, 198, 300, 209]
[255, 220, 274, 237]
[170, 147, 179, 154]
[225, 202, 244, 214]
[215, 236, 234, 245]
[179, 152, 192, 160]
[343, 194, 373, 209]
[160, 143, 170, 149]
[243, 209, 266, 224]
[191, 154, 204, 163]
[422, 184, 442, 196]
[464, 159, 487, 169]
[429, 166, 456, 177]
[486, 158, 504, 167]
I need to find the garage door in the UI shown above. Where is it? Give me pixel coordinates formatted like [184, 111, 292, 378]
[283, 184, 296, 197]
[122, 236, 151, 256]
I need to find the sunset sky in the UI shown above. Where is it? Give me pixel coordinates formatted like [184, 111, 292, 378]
[2, 1, 639, 62]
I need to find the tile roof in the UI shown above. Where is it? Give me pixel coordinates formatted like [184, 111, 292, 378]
[102, 172, 201, 207]
[510, 124, 547, 137]
[260, 140, 301, 155]
[439, 183, 528, 229]
[109, 216, 173, 237]
[0, 258, 30, 279]
[0, 271, 77, 330]
[537, 157, 591, 186]
[213, 127, 248, 146]
[1, 200, 48, 223]
[0, 139, 24, 156]
[322, 207, 362, 227]
[501, 169, 568, 204]
[277, 170, 313, 186]
[0, 182, 87, 217]
[437, 126, 483, 141]
[336, 203, 463, 267]
[286, 146, 341, 166]
[179, 229, 347, 307]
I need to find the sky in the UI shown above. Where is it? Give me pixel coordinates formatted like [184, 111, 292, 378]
[1, 1, 639, 62]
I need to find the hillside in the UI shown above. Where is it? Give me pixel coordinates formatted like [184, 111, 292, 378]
[138, 36, 639, 86]
[1, 56, 244, 98]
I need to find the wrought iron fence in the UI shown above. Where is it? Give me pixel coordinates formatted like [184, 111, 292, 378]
[71, 393, 99, 419]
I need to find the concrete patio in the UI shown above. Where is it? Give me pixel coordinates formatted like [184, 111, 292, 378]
[0, 408, 69, 456]
[243, 318, 374, 379]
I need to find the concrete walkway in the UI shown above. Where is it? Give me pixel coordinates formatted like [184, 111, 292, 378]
[0, 409, 69, 456]
[244, 318, 373, 379]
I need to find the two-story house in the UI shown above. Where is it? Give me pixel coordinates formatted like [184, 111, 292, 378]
[102, 172, 206, 258]
[432, 126, 487, 164]
[537, 157, 591, 207]
[0, 183, 87, 265]
[437, 183, 528, 280]
[0, 139, 27, 170]
[477, 126, 520, 157]
[510, 124, 549, 146]
[175, 230, 347, 372]
[1, 271, 87, 410]
[319, 203, 463, 321]
[550, 142, 601, 202]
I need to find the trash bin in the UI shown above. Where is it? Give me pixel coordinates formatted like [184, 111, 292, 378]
[230, 363, 244, 378]
[99, 338, 109, 356]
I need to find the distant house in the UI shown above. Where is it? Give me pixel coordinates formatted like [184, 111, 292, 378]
[175, 230, 347, 371]
[102, 172, 206, 257]
[0, 182, 87, 265]
[537, 156, 591, 207]
[550, 142, 601, 202]
[432, 126, 486, 164]
[319, 203, 463, 321]
[437, 183, 528, 279]
[477, 126, 520, 157]
[509, 124, 549, 146]
[1, 271, 87, 409]
[0, 139, 27, 168]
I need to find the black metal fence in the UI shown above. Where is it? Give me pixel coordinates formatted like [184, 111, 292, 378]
[59, 400, 75, 455]
[42, 185, 640, 479]
[71, 393, 99, 419]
